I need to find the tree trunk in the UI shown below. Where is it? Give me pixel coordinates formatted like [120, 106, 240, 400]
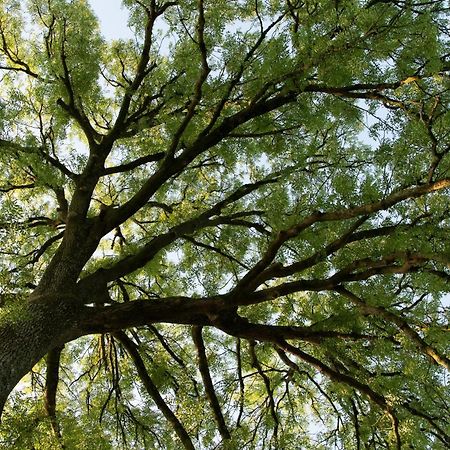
[0, 293, 80, 416]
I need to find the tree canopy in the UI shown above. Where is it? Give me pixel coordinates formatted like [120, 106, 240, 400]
[0, 0, 449, 448]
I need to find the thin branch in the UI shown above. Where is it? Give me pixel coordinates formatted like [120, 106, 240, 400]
[165, 0, 210, 158]
[103, 89, 298, 231]
[402, 402, 450, 446]
[182, 235, 250, 270]
[249, 340, 279, 442]
[235, 338, 245, 428]
[0, 182, 35, 192]
[79, 179, 276, 288]
[335, 287, 450, 370]
[113, 331, 195, 450]
[0, 138, 77, 180]
[102, 152, 166, 176]
[57, 19, 100, 146]
[200, 11, 287, 136]
[351, 399, 362, 450]
[147, 325, 186, 367]
[25, 231, 65, 265]
[278, 340, 402, 450]
[108, 2, 177, 140]
[255, 216, 368, 284]
[0, 17, 40, 78]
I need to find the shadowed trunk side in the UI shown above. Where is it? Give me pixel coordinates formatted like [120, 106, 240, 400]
[0, 294, 80, 417]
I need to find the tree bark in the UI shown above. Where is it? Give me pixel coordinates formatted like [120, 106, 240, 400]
[0, 294, 80, 417]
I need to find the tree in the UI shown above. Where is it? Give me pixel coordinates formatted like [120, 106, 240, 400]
[0, 0, 448, 447]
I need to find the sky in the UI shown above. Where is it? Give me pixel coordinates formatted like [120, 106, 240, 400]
[88, 0, 132, 41]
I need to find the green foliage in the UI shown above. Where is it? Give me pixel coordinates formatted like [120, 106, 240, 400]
[0, 0, 449, 448]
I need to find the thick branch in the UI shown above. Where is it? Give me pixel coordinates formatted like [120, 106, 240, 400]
[233, 178, 450, 293]
[192, 326, 231, 440]
[79, 179, 275, 289]
[79, 296, 218, 334]
[44, 345, 65, 446]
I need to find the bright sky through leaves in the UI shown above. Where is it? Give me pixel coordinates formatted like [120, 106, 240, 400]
[0, 1, 448, 448]
[89, 0, 132, 40]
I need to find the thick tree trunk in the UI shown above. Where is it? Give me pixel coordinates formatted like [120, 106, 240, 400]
[0, 220, 105, 415]
[0, 293, 80, 417]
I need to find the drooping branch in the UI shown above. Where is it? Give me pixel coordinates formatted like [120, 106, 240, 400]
[113, 331, 195, 450]
[44, 345, 65, 446]
[235, 338, 245, 428]
[278, 340, 402, 450]
[351, 398, 362, 450]
[147, 325, 186, 367]
[248, 340, 279, 442]
[402, 402, 450, 446]
[192, 326, 231, 440]
[275, 347, 341, 419]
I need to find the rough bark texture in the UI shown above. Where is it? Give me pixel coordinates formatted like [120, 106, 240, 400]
[0, 295, 80, 415]
[44, 345, 65, 445]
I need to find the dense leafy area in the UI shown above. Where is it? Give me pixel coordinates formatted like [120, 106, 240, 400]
[0, 0, 449, 448]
